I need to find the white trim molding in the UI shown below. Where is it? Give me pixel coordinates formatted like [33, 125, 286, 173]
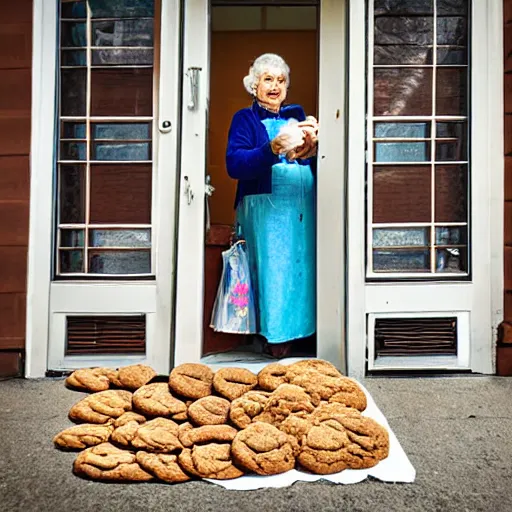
[25, 0, 58, 377]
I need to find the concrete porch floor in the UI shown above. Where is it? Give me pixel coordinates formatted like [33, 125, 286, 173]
[1, 375, 511, 512]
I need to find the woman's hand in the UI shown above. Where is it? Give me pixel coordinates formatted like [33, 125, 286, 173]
[290, 117, 319, 160]
[270, 131, 304, 156]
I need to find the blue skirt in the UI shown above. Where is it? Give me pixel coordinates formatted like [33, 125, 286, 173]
[236, 160, 316, 344]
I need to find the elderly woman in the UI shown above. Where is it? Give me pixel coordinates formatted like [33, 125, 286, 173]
[226, 53, 318, 358]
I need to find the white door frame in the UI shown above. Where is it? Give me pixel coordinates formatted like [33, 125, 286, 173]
[173, 0, 348, 370]
[346, 0, 504, 379]
[26, 0, 182, 377]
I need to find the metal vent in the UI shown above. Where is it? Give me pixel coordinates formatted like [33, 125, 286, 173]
[66, 315, 146, 355]
[375, 317, 457, 357]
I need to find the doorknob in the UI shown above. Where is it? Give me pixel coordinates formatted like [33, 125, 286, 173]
[159, 120, 172, 133]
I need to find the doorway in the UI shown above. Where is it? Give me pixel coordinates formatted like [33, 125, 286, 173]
[202, 2, 319, 362]
[174, 0, 347, 370]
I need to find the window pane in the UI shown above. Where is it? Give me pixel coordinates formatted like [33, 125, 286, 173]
[373, 228, 430, 247]
[61, 142, 87, 161]
[92, 142, 151, 161]
[437, 16, 467, 46]
[59, 165, 85, 224]
[435, 226, 466, 245]
[374, 142, 430, 162]
[436, 247, 467, 273]
[61, 229, 85, 248]
[89, 0, 155, 18]
[92, 49, 154, 66]
[61, 22, 86, 47]
[374, 16, 433, 45]
[91, 69, 153, 116]
[89, 251, 151, 274]
[375, 122, 430, 138]
[61, 1, 87, 19]
[374, 69, 433, 116]
[435, 165, 468, 222]
[374, 1, 433, 15]
[62, 121, 86, 139]
[437, 48, 467, 65]
[436, 68, 467, 116]
[92, 123, 151, 140]
[89, 229, 151, 248]
[60, 250, 85, 273]
[61, 50, 87, 66]
[60, 69, 86, 116]
[373, 250, 431, 272]
[373, 166, 431, 223]
[437, 0, 468, 17]
[92, 20, 154, 47]
[89, 164, 152, 224]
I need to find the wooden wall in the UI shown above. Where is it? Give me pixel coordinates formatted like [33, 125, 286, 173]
[0, 1, 32, 377]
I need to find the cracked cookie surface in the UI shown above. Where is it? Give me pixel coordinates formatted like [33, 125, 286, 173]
[131, 417, 183, 453]
[257, 363, 288, 391]
[69, 390, 132, 424]
[231, 422, 298, 475]
[187, 396, 230, 426]
[133, 382, 187, 420]
[117, 364, 157, 390]
[54, 423, 114, 450]
[169, 363, 214, 399]
[136, 452, 191, 483]
[229, 390, 271, 429]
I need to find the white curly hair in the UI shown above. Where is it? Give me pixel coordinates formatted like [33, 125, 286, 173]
[243, 53, 290, 96]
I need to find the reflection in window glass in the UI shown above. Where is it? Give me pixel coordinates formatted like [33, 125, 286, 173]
[56, 1, 157, 276]
[368, 0, 470, 277]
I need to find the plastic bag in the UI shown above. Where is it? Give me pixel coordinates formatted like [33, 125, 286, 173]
[210, 241, 257, 334]
[276, 119, 305, 155]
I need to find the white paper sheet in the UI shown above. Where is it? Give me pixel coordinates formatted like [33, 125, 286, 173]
[203, 358, 416, 490]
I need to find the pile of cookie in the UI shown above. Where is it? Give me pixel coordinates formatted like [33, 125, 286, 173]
[54, 359, 389, 483]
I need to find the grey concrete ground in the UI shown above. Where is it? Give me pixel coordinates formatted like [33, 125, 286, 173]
[1, 376, 511, 512]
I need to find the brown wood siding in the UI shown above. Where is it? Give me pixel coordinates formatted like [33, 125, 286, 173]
[505, 2, 512, 320]
[0, 0, 32, 376]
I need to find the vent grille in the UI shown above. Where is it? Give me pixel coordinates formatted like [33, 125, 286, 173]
[375, 317, 457, 357]
[66, 316, 146, 355]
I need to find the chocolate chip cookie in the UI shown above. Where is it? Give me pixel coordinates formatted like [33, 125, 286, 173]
[169, 363, 214, 399]
[68, 390, 132, 424]
[132, 383, 187, 420]
[231, 422, 298, 475]
[73, 442, 153, 482]
[187, 396, 230, 426]
[53, 423, 114, 450]
[229, 390, 271, 429]
[213, 367, 258, 401]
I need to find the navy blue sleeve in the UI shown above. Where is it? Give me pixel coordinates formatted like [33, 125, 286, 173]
[226, 110, 279, 180]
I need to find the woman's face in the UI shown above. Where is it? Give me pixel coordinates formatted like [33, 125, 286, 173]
[255, 68, 287, 112]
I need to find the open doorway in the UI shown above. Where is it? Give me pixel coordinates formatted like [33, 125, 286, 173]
[202, 2, 320, 363]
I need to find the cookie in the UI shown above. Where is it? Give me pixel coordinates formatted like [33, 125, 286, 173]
[297, 415, 389, 474]
[187, 396, 230, 426]
[310, 402, 362, 422]
[178, 422, 238, 448]
[254, 384, 315, 426]
[65, 368, 112, 393]
[117, 364, 157, 391]
[131, 417, 183, 453]
[133, 383, 187, 420]
[68, 390, 132, 424]
[328, 377, 367, 411]
[53, 423, 114, 450]
[229, 390, 271, 429]
[111, 419, 141, 447]
[169, 363, 214, 399]
[73, 442, 153, 482]
[278, 415, 312, 447]
[212, 367, 257, 401]
[114, 411, 147, 428]
[231, 422, 298, 475]
[178, 444, 244, 480]
[285, 359, 343, 380]
[136, 451, 190, 483]
[257, 363, 288, 391]
[105, 369, 123, 388]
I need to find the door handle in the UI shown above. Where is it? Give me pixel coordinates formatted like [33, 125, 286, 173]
[186, 67, 201, 111]
[184, 176, 194, 205]
[159, 119, 172, 133]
